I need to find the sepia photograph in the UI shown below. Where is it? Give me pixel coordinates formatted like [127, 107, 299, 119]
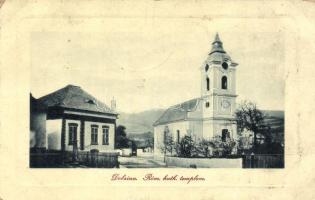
[30, 29, 284, 168]
[4, 0, 315, 199]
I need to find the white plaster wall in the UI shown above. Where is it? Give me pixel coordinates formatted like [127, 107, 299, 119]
[47, 119, 62, 150]
[83, 121, 115, 152]
[189, 120, 203, 141]
[212, 120, 237, 140]
[154, 121, 190, 156]
[202, 120, 214, 140]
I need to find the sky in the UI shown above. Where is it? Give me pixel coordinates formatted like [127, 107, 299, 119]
[31, 19, 285, 113]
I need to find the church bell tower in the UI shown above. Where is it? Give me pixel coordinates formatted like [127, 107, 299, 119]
[200, 33, 238, 141]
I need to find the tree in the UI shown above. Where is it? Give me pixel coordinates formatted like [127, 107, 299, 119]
[115, 125, 129, 148]
[178, 135, 195, 157]
[235, 101, 269, 153]
[159, 126, 175, 162]
[160, 131, 175, 155]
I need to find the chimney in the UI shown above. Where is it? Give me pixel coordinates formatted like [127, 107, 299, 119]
[111, 97, 116, 111]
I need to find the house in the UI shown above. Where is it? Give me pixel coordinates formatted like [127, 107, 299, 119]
[153, 33, 238, 157]
[33, 84, 118, 153]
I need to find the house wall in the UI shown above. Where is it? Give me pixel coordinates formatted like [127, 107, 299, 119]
[47, 119, 62, 150]
[47, 117, 116, 152]
[30, 111, 47, 148]
[83, 121, 115, 152]
[64, 119, 81, 152]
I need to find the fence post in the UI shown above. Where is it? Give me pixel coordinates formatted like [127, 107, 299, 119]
[241, 152, 245, 168]
[250, 152, 255, 168]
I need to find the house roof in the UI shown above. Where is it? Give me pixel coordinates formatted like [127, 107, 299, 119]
[38, 85, 118, 115]
[153, 98, 200, 126]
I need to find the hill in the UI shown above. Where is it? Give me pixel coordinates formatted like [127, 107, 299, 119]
[117, 109, 165, 134]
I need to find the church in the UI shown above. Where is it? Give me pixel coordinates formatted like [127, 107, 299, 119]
[153, 33, 238, 156]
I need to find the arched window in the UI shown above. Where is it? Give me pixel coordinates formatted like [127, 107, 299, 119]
[206, 77, 210, 91]
[205, 64, 209, 72]
[176, 130, 180, 143]
[221, 76, 227, 89]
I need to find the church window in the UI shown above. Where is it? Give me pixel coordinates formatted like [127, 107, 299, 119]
[222, 62, 228, 70]
[205, 64, 209, 72]
[177, 130, 180, 143]
[221, 129, 230, 142]
[206, 77, 210, 91]
[206, 102, 210, 108]
[221, 76, 227, 89]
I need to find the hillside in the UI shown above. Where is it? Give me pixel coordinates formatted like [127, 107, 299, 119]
[117, 109, 165, 134]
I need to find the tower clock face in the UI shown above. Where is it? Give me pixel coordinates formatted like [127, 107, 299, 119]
[222, 100, 231, 109]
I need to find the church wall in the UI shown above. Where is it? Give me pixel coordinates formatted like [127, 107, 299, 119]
[153, 121, 190, 156]
[202, 120, 214, 140]
[188, 120, 203, 141]
[212, 120, 237, 140]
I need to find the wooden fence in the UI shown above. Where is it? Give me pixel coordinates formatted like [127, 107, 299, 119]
[242, 154, 284, 168]
[30, 150, 119, 168]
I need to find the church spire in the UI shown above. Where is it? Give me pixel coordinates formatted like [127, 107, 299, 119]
[209, 33, 226, 55]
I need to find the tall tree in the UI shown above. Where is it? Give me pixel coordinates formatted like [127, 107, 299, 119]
[115, 125, 129, 148]
[235, 101, 268, 153]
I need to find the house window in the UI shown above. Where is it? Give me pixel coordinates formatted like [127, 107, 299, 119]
[221, 76, 227, 89]
[177, 130, 180, 143]
[102, 126, 109, 145]
[206, 102, 210, 108]
[91, 125, 98, 145]
[68, 123, 78, 145]
[222, 129, 230, 142]
[206, 77, 210, 91]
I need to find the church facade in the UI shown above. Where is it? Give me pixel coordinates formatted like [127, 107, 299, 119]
[153, 33, 238, 156]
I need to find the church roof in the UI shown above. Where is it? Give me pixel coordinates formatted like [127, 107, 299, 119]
[209, 33, 226, 55]
[153, 98, 200, 126]
[38, 84, 118, 115]
[207, 33, 238, 66]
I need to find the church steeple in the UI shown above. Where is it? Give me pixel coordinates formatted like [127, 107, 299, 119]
[209, 33, 226, 55]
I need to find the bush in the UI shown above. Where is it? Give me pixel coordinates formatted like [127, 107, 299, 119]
[209, 135, 236, 157]
[177, 136, 195, 157]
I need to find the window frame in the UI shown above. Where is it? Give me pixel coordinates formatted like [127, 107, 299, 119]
[206, 77, 210, 91]
[206, 101, 210, 108]
[205, 64, 209, 72]
[221, 76, 228, 90]
[176, 130, 180, 143]
[221, 129, 230, 142]
[102, 126, 109, 145]
[91, 125, 99, 145]
[68, 123, 78, 145]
